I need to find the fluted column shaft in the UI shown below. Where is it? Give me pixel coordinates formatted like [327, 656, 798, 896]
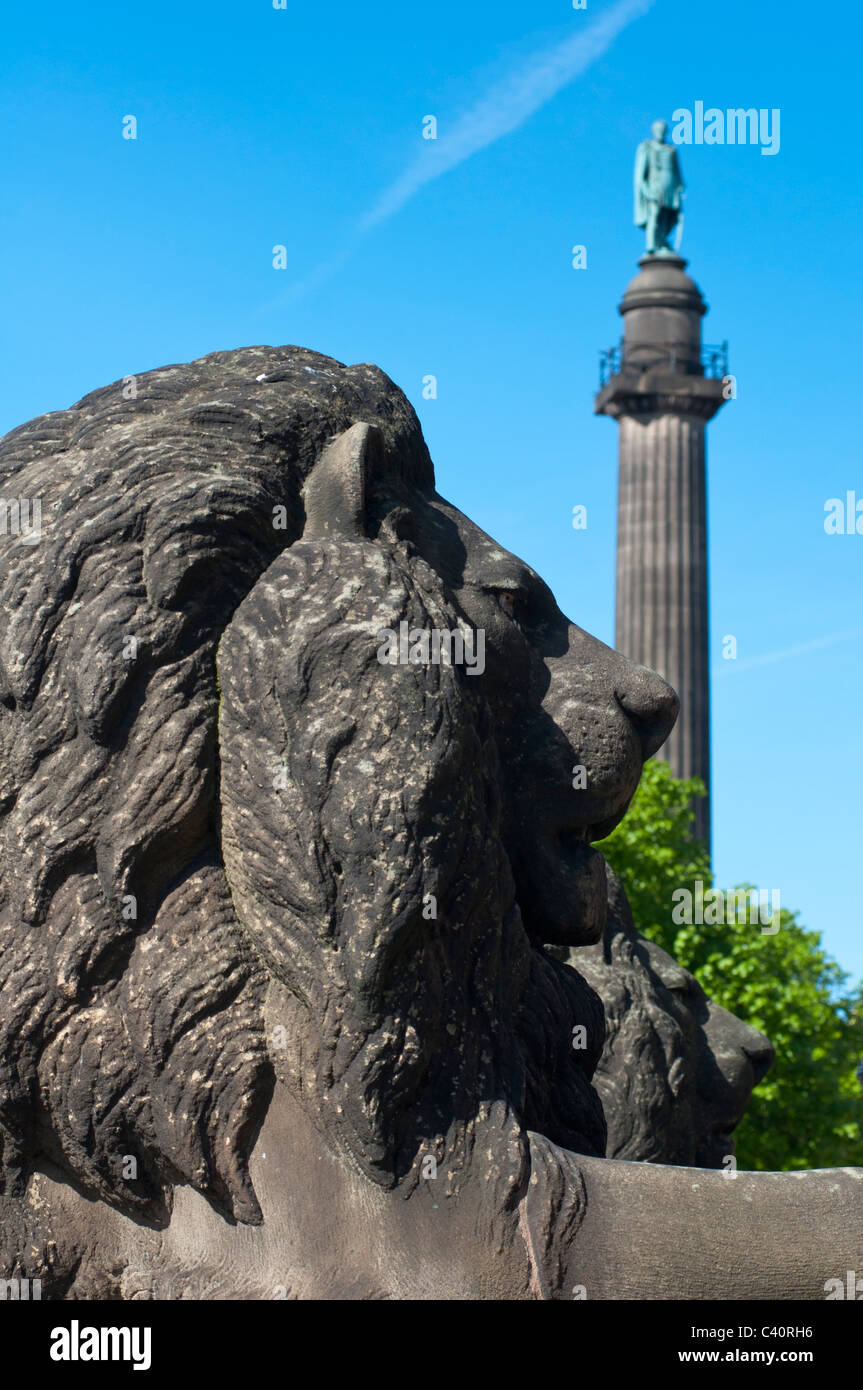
[616, 412, 710, 846]
[595, 255, 727, 854]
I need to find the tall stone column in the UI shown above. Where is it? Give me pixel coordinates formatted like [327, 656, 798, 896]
[595, 255, 728, 850]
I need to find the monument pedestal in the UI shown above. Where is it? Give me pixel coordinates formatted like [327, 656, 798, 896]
[595, 255, 728, 850]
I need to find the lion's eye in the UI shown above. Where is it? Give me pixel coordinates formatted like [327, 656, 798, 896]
[481, 582, 530, 627]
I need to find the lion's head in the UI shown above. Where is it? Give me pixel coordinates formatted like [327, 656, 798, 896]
[570, 873, 774, 1167]
[0, 346, 677, 1253]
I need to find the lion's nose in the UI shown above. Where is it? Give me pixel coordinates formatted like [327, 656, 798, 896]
[615, 663, 679, 761]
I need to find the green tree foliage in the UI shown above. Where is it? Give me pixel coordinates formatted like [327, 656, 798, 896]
[598, 759, 863, 1171]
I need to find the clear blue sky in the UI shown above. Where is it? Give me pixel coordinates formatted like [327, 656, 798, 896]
[2, 0, 861, 979]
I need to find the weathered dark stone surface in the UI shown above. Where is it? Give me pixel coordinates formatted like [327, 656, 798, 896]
[569, 873, 774, 1167]
[1, 346, 861, 1299]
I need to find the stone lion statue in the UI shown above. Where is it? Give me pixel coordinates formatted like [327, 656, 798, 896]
[1, 346, 860, 1300]
[569, 873, 774, 1167]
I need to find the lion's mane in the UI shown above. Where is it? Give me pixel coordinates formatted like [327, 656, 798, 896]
[0, 347, 604, 1250]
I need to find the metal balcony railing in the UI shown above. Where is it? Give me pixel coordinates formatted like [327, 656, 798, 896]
[598, 341, 728, 388]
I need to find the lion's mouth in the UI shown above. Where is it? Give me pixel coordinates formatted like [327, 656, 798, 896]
[709, 1103, 747, 1143]
[558, 830, 605, 876]
[555, 782, 637, 850]
[559, 825, 603, 853]
[509, 799, 630, 948]
[711, 1125, 737, 1144]
[700, 1123, 740, 1168]
[558, 808, 626, 851]
[528, 830, 608, 946]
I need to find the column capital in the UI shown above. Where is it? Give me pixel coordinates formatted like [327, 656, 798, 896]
[595, 372, 728, 422]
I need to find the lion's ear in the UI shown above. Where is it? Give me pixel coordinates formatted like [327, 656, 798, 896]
[302, 422, 384, 538]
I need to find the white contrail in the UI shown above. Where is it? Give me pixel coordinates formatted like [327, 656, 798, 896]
[361, 0, 655, 231]
[713, 627, 863, 677]
[263, 0, 655, 308]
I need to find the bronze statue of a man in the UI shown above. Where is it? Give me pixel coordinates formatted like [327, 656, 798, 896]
[634, 118, 684, 256]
